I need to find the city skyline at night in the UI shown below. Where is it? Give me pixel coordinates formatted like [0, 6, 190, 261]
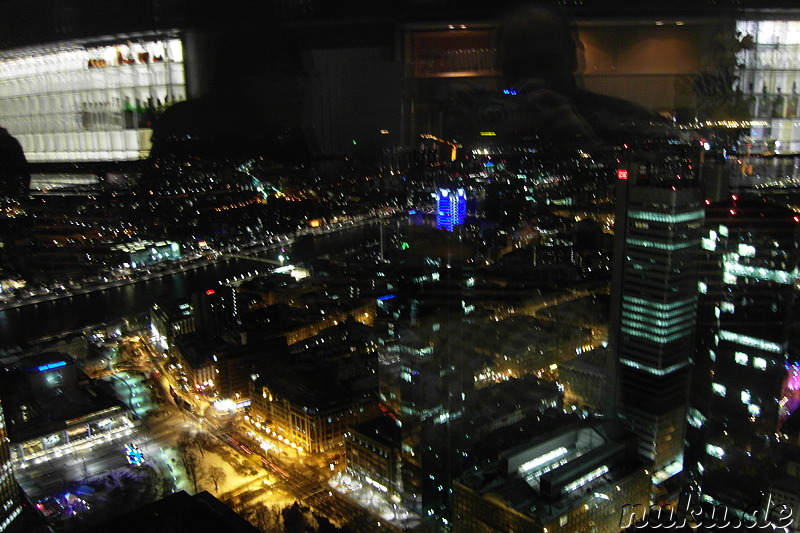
[3, 1, 800, 533]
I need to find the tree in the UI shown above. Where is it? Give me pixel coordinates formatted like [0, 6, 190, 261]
[205, 465, 226, 493]
[248, 504, 284, 532]
[176, 431, 201, 493]
[281, 503, 319, 533]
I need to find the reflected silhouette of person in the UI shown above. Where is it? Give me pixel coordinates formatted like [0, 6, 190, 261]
[149, 28, 312, 164]
[143, 28, 313, 240]
[450, 4, 670, 147]
[0, 125, 30, 200]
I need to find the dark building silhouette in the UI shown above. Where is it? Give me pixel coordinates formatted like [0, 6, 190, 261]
[81, 490, 260, 533]
[0, 127, 29, 200]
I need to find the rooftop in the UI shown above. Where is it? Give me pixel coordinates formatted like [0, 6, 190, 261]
[174, 334, 216, 369]
[459, 420, 644, 523]
[0, 352, 125, 443]
[351, 415, 402, 449]
[255, 365, 367, 414]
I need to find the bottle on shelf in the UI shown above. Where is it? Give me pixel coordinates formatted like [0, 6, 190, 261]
[135, 98, 147, 128]
[99, 101, 112, 130]
[788, 82, 799, 118]
[125, 43, 136, 65]
[138, 41, 150, 64]
[773, 87, 785, 118]
[748, 83, 758, 117]
[761, 82, 771, 118]
[152, 41, 164, 62]
[90, 102, 99, 130]
[81, 102, 91, 130]
[112, 98, 124, 129]
[123, 98, 136, 129]
[143, 97, 156, 128]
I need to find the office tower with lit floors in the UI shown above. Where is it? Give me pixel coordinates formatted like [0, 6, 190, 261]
[609, 163, 704, 488]
[685, 195, 799, 512]
[0, 398, 22, 532]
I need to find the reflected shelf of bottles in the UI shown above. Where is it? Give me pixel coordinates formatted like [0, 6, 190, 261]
[737, 20, 800, 153]
[413, 47, 497, 78]
[0, 38, 186, 162]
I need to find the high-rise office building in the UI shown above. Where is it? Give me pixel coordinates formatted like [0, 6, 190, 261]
[609, 163, 704, 481]
[686, 195, 799, 510]
[191, 286, 236, 343]
[0, 398, 22, 532]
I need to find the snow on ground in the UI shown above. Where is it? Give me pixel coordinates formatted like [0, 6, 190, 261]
[197, 450, 263, 494]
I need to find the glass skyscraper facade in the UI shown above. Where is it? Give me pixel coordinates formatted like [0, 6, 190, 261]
[610, 166, 703, 480]
[686, 196, 800, 510]
[0, 399, 21, 532]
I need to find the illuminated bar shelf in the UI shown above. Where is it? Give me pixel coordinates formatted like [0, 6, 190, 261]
[0, 37, 186, 162]
[737, 20, 800, 152]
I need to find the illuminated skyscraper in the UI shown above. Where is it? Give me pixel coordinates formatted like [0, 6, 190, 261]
[609, 164, 703, 481]
[436, 188, 466, 231]
[0, 398, 22, 532]
[686, 195, 800, 511]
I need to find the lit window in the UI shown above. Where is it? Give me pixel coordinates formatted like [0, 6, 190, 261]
[753, 357, 767, 370]
[629, 210, 704, 223]
[712, 383, 726, 397]
[719, 331, 782, 354]
[702, 238, 716, 251]
[741, 390, 751, 404]
[688, 408, 706, 429]
[738, 243, 756, 257]
[735, 352, 748, 365]
[706, 444, 725, 459]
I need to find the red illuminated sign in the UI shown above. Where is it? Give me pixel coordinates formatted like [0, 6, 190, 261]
[205, 289, 216, 295]
[617, 169, 628, 180]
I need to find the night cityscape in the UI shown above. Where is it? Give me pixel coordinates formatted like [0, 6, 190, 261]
[2, 0, 800, 532]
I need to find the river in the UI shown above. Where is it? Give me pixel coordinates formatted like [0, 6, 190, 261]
[0, 221, 384, 347]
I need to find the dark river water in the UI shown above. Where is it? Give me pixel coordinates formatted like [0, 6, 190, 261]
[0, 222, 382, 347]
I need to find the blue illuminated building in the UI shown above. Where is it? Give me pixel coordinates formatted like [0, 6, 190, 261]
[34, 361, 66, 372]
[436, 188, 466, 232]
